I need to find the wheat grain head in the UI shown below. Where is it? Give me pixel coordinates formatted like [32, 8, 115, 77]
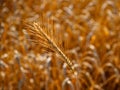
[25, 20, 76, 74]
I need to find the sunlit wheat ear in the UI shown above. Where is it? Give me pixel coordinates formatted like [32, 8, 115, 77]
[25, 21, 75, 73]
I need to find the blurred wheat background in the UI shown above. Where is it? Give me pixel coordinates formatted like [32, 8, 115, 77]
[0, 0, 120, 90]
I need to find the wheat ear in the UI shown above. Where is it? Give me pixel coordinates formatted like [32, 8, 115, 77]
[25, 22, 75, 73]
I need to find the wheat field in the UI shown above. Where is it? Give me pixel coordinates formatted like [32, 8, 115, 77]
[0, 0, 120, 90]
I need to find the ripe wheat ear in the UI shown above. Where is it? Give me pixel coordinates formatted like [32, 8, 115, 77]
[25, 21, 75, 73]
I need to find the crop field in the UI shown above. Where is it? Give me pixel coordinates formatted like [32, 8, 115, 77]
[0, 0, 120, 90]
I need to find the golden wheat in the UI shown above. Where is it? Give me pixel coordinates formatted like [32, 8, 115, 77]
[25, 21, 75, 73]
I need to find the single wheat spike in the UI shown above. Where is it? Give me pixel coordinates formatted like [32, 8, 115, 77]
[25, 21, 75, 73]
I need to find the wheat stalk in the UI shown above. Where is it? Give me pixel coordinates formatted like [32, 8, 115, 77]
[25, 21, 75, 73]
